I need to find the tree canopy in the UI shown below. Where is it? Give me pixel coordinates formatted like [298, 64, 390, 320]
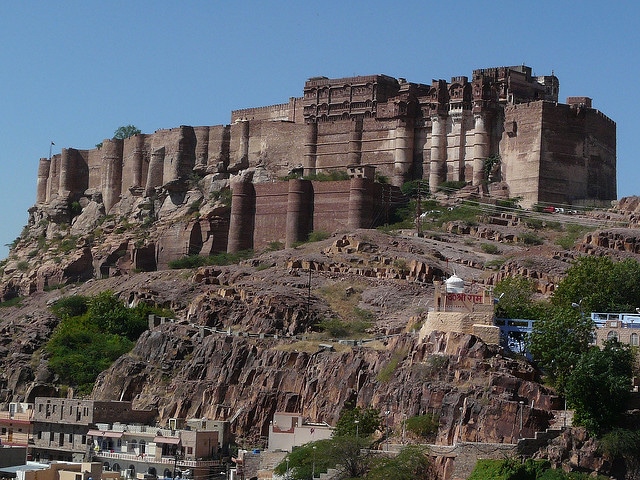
[493, 275, 543, 319]
[274, 406, 437, 479]
[565, 340, 634, 435]
[113, 124, 141, 140]
[46, 291, 166, 393]
[333, 405, 382, 438]
[527, 305, 594, 392]
[552, 256, 640, 313]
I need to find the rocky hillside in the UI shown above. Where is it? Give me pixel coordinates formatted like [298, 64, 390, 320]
[3, 186, 640, 455]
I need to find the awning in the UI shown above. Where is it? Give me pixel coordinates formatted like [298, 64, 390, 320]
[87, 429, 123, 438]
[153, 436, 181, 444]
[0, 463, 49, 475]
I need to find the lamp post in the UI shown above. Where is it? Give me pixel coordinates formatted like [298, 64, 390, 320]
[354, 419, 359, 442]
[519, 401, 524, 436]
[384, 410, 390, 451]
[311, 445, 316, 479]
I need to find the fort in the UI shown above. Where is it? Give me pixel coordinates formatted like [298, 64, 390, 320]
[31, 65, 616, 270]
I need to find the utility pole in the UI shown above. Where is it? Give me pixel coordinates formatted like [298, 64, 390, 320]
[307, 268, 312, 317]
[416, 181, 423, 237]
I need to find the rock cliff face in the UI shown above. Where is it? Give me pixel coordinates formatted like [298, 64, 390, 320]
[5, 185, 640, 477]
[92, 325, 557, 447]
[1, 229, 561, 449]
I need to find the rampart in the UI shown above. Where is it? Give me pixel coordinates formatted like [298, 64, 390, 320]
[228, 176, 401, 252]
[31, 64, 617, 275]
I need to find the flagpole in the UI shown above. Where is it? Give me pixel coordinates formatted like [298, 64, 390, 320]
[49, 141, 55, 161]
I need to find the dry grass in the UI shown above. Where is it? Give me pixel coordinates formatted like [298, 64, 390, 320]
[274, 340, 352, 354]
[316, 279, 372, 321]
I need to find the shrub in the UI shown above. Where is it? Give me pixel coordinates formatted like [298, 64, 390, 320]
[303, 170, 349, 181]
[51, 295, 89, 318]
[556, 224, 591, 250]
[17, 260, 29, 271]
[168, 250, 254, 269]
[437, 180, 467, 193]
[46, 291, 170, 393]
[307, 230, 330, 242]
[404, 413, 439, 438]
[377, 351, 407, 383]
[0, 297, 23, 308]
[520, 232, 544, 245]
[480, 243, 499, 254]
[267, 241, 284, 251]
[318, 318, 350, 337]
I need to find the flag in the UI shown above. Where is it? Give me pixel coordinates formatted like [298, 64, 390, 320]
[51, 141, 55, 145]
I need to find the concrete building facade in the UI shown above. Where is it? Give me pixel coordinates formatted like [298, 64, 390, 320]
[31, 398, 156, 463]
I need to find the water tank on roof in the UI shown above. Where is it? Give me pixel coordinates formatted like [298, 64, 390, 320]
[445, 274, 465, 293]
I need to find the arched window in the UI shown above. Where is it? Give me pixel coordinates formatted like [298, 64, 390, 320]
[139, 439, 146, 454]
[164, 469, 172, 479]
[631, 333, 639, 346]
[607, 330, 618, 341]
[129, 440, 137, 453]
[103, 463, 110, 471]
[128, 465, 136, 479]
[112, 464, 121, 474]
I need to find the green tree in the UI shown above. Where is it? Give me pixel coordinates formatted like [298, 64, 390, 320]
[366, 445, 436, 480]
[113, 124, 141, 140]
[599, 428, 640, 478]
[400, 179, 429, 198]
[87, 291, 149, 340]
[552, 256, 640, 313]
[527, 305, 594, 391]
[403, 413, 439, 439]
[272, 439, 334, 480]
[333, 406, 382, 439]
[50, 295, 89, 318]
[565, 340, 634, 435]
[493, 276, 544, 319]
[45, 314, 133, 393]
[46, 291, 159, 393]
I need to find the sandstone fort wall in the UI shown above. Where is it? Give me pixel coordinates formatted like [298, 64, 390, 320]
[33, 65, 617, 271]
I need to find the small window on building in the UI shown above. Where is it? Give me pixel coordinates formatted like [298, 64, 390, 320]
[607, 331, 618, 341]
[632, 333, 639, 346]
[186, 447, 193, 455]
[69, 433, 74, 443]
[82, 435, 86, 444]
[37, 431, 42, 440]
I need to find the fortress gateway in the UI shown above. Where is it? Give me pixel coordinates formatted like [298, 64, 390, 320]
[33, 65, 615, 260]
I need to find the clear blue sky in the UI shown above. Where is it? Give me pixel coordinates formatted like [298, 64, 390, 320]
[0, 1, 637, 258]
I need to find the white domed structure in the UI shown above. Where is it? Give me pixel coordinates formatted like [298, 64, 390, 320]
[445, 274, 465, 293]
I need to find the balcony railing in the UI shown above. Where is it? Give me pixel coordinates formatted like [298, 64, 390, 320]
[94, 451, 221, 467]
[0, 412, 33, 421]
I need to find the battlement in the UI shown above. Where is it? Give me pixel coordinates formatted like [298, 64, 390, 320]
[32, 64, 616, 263]
[231, 97, 302, 123]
